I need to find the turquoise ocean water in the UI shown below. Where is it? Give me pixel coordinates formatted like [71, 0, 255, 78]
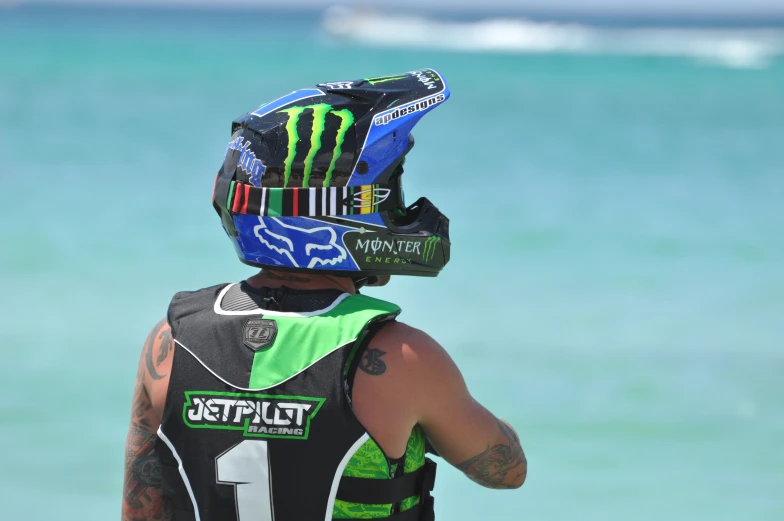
[1, 5, 783, 520]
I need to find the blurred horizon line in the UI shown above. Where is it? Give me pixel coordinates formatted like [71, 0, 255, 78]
[5, 0, 784, 26]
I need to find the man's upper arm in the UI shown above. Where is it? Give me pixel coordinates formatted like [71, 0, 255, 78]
[122, 318, 174, 521]
[395, 325, 527, 489]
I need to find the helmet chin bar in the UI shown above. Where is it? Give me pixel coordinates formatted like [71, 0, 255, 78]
[384, 197, 449, 237]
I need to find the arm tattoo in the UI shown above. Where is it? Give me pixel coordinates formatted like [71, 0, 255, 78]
[131, 382, 155, 431]
[123, 425, 172, 521]
[123, 319, 174, 520]
[456, 419, 526, 489]
[144, 319, 172, 381]
[358, 348, 387, 375]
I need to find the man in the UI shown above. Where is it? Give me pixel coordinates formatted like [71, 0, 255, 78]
[123, 69, 526, 521]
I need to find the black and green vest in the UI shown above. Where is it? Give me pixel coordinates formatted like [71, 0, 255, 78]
[156, 282, 437, 521]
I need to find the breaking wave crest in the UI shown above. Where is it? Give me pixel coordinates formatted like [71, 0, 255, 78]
[322, 7, 784, 69]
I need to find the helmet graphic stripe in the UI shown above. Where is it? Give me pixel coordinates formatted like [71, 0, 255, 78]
[231, 183, 240, 213]
[283, 189, 294, 216]
[292, 187, 299, 216]
[241, 184, 250, 214]
[309, 188, 317, 217]
[236, 184, 244, 213]
[248, 185, 262, 215]
[268, 187, 283, 217]
[229, 183, 397, 217]
[358, 185, 366, 215]
[227, 181, 237, 211]
[323, 108, 354, 187]
[299, 185, 309, 216]
[365, 74, 408, 85]
[359, 185, 372, 215]
[260, 187, 267, 216]
[316, 187, 323, 216]
[232, 182, 246, 213]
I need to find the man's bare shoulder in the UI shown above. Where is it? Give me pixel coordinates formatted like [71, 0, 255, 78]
[371, 321, 448, 362]
[351, 321, 460, 456]
[365, 321, 462, 387]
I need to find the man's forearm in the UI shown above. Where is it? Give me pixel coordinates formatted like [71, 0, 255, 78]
[455, 419, 527, 489]
[123, 423, 171, 521]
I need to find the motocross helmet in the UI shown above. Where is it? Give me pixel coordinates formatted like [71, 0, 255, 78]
[213, 69, 450, 279]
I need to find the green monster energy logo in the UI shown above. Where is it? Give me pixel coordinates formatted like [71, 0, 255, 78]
[422, 236, 441, 262]
[278, 104, 354, 187]
[365, 74, 409, 85]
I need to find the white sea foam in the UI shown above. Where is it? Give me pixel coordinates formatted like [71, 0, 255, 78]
[322, 6, 784, 69]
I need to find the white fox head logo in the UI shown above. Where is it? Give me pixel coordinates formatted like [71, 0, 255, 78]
[253, 217, 348, 269]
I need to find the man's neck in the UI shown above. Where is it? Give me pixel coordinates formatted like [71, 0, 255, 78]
[246, 270, 356, 295]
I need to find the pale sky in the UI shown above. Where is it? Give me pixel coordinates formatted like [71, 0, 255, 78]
[17, 0, 784, 17]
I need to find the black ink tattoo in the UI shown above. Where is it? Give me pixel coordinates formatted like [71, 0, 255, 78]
[124, 319, 174, 520]
[456, 419, 526, 489]
[123, 424, 171, 520]
[144, 319, 171, 381]
[259, 271, 311, 283]
[132, 454, 163, 488]
[132, 382, 154, 430]
[156, 328, 172, 366]
[358, 348, 387, 375]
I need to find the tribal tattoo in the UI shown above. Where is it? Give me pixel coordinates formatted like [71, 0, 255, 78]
[456, 419, 527, 489]
[144, 319, 172, 381]
[358, 348, 387, 375]
[123, 319, 174, 521]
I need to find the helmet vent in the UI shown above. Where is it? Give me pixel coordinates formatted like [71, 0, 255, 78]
[356, 161, 369, 174]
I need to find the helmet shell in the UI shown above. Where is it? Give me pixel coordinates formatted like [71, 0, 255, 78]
[213, 69, 451, 278]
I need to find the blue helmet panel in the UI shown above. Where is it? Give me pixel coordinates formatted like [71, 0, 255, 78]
[350, 70, 450, 186]
[234, 214, 360, 272]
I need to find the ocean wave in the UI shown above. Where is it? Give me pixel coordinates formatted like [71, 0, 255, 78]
[322, 6, 784, 69]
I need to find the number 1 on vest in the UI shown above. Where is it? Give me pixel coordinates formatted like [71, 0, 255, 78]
[216, 440, 273, 521]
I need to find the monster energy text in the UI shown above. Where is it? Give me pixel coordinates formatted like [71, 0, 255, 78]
[357, 238, 422, 256]
[355, 236, 440, 264]
[277, 103, 354, 188]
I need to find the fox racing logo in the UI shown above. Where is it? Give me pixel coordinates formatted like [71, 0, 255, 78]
[253, 217, 348, 269]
